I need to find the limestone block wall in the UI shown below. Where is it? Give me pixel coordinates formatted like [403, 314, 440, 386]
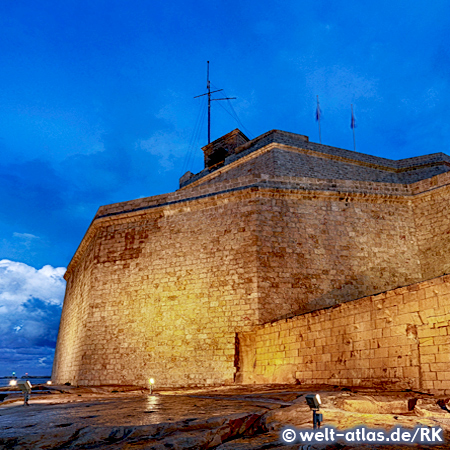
[183, 130, 450, 190]
[239, 275, 450, 394]
[53, 157, 450, 387]
[53, 192, 260, 387]
[412, 174, 450, 280]
[52, 184, 427, 387]
[52, 239, 96, 383]
[254, 190, 423, 320]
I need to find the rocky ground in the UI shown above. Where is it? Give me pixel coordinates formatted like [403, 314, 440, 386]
[1, 384, 450, 449]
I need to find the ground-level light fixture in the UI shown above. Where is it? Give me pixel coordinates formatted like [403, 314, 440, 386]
[46, 381, 52, 385]
[17, 380, 32, 406]
[149, 378, 155, 394]
[9, 379, 17, 386]
[305, 394, 323, 429]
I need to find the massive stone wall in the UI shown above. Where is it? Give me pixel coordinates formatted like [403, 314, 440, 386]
[53, 183, 429, 387]
[413, 176, 450, 280]
[253, 190, 422, 320]
[238, 274, 450, 394]
[52, 239, 96, 383]
[54, 192, 261, 387]
[53, 130, 450, 388]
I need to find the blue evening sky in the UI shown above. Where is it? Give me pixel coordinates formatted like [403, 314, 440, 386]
[0, 0, 449, 376]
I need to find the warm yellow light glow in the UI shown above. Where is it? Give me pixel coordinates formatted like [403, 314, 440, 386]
[146, 396, 160, 408]
[9, 379, 17, 386]
[149, 378, 155, 384]
[46, 381, 52, 385]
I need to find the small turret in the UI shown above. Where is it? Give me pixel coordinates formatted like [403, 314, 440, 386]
[201, 129, 249, 170]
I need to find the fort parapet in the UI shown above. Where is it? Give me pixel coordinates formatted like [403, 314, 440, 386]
[52, 129, 450, 391]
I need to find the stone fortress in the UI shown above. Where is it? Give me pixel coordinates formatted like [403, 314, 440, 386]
[53, 128, 450, 393]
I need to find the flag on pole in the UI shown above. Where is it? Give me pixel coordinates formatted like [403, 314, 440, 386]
[316, 95, 322, 144]
[350, 105, 356, 129]
[350, 104, 356, 151]
[316, 98, 322, 121]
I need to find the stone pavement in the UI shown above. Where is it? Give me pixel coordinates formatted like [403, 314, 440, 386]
[1, 384, 450, 449]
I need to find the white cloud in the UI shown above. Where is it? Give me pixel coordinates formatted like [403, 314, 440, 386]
[0, 259, 66, 308]
[13, 232, 39, 240]
[0, 260, 66, 362]
[155, 90, 182, 122]
[136, 131, 186, 171]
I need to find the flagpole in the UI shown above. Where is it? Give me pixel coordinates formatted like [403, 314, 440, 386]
[351, 104, 356, 151]
[316, 95, 322, 144]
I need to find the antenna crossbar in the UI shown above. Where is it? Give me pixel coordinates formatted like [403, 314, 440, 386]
[212, 97, 236, 101]
[194, 61, 235, 144]
[194, 89, 223, 99]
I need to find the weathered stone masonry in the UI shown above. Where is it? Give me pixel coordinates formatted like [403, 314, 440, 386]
[53, 129, 450, 390]
[239, 274, 450, 395]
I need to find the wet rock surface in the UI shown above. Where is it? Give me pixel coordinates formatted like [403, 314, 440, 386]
[1, 385, 450, 449]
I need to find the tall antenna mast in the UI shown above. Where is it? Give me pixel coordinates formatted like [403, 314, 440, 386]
[194, 61, 236, 144]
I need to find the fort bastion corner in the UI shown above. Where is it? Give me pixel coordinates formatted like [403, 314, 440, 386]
[52, 128, 450, 393]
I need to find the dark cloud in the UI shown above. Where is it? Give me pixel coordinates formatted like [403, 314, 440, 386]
[0, 125, 191, 268]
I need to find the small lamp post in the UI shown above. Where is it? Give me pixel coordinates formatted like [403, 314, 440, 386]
[149, 378, 155, 394]
[305, 394, 323, 429]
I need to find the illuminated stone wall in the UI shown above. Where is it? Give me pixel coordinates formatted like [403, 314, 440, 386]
[253, 191, 421, 321]
[53, 130, 450, 387]
[238, 274, 450, 394]
[52, 239, 96, 383]
[412, 173, 450, 280]
[54, 192, 260, 387]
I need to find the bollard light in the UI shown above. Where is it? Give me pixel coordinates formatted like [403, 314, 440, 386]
[149, 378, 155, 394]
[305, 393, 321, 410]
[17, 380, 32, 406]
[305, 394, 323, 429]
[46, 381, 52, 385]
[9, 379, 17, 386]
